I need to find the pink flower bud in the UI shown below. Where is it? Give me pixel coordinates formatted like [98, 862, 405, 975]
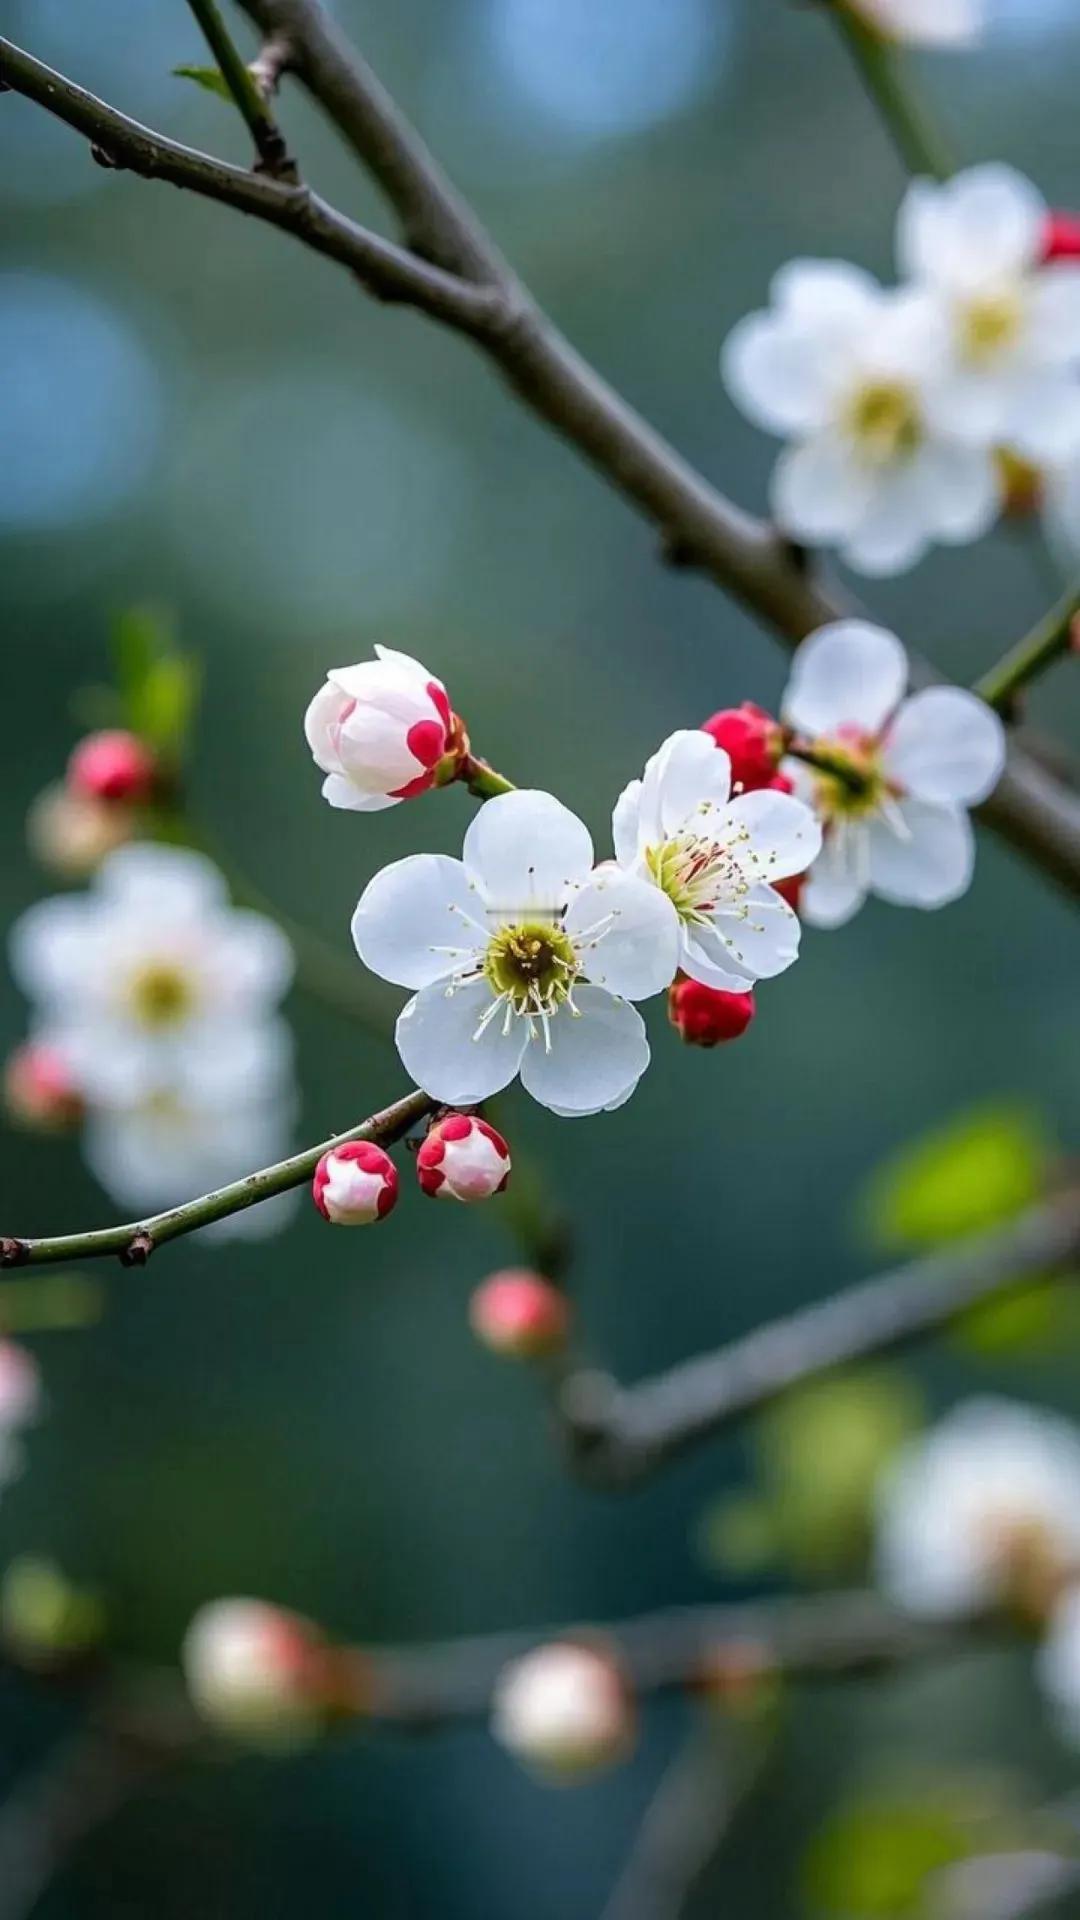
[304, 646, 456, 812]
[700, 703, 783, 793]
[0, 1343, 41, 1429]
[183, 1598, 331, 1743]
[27, 784, 135, 878]
[4, 1043, 84, 1133]
[1044, 212, 1080, 261]
[668, 978, 755, 1048]
[312, 1142, 398, 1226]
[470, 1270, 569, 1357]
[491, 1641, 634, 1780]
[416, 1114, 511, 1202]
[67, 731, 156, 805]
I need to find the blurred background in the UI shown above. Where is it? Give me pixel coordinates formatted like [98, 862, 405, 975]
[2, 0, 1080, 1912]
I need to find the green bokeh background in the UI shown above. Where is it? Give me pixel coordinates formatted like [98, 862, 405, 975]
[2, 0, 1080, 1912]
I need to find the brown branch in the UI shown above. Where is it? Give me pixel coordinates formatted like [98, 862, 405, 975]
[560, 1191, 1080, 1487]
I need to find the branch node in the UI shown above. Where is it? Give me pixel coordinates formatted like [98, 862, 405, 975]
[0, 1239, 28, 1269]
[119, 1232, 154, 1269]
[90, 142, 123, 171]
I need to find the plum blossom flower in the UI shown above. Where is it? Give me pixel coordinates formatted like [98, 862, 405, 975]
[897, 166, 1080, 465]
[781, 622, 1005, 928]
[10, 845, 294, 1107]
[875, 1399, 1080, 1624]
[304, 645, 455, 813]
[612, 731, 820, 993]
[848, 0, 982, 45]
[723, 263, 1000, 575]
[352, 790, 678, 1116]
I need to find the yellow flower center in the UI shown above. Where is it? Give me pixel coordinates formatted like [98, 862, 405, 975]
[806, 735, 890, 822]
[646, 830, 749, 925]
[126, 961, 195, 1029]
[958, 291, 1024, 366]
[483, 920, 578, 1017]
[845, 380, 923, 464]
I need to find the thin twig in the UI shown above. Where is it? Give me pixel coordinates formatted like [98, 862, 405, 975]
[827, 4, 953, 180]
[184, 0, 296, 177]
[0, 1087, 434, 1269]
[560, 1191, 1080, 1486]
[976, 583, 1080, 717]
[600, 1718, 767, 1920]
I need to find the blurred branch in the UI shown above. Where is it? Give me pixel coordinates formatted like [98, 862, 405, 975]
[0, 1087, 434, 1270]
[976, 583, 1080, 718]
[0, 38, 500, 331]
[5, 27, 1080, 900]
[826, 4, 953, 180]
[184, 0, 296, 177]
[560, 1191, 1080, 1486]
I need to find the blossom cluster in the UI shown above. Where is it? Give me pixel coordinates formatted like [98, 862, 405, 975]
[875, 1399, 1080, 1747]
[724, 165, 1080, 574]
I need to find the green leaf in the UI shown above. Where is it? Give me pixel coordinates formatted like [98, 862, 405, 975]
[696, 1494, 780, 1576]
[858, 1103, 1053, 1253]
[0, 1556, 107, 1661]
[804, 1796, 969, 1917]
[110, 605, 201, 758]
[173, 63, 232, 101]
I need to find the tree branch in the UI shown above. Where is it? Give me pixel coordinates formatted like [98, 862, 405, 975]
[826, 3, 953, 180]
[0, 39, 500, 331]
[560, 1191, 1080, 1486]
[184, 0, 296, 178]
[0, 1088, 434, 1269]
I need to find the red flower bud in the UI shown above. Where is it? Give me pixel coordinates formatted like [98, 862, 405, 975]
[1044, 212, 1080, 262]
[700, 703, 783, 792]
[67, 731, 157, 804]
[668, 978, 755, 1048]
[417, 1114, 511, 1202]
[4, 1043, 84, 1132]
[772, 871, 805, 913]
[312, 1142, 398, 1225]
[470, 1270, 569, 1358]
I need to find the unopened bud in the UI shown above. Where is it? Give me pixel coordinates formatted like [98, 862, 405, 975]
[700, 703, 783, 793]
[27, 784, 135, 878]
[182, 1598, 331, 1745]
[304, 646, 456, 812]
[492, 1641, 633, 1780]
[668, 978, 755, 1048]
[417, 1114, 510, 1202]
[67, 730, 156, 804]
[312, 1142, 398, 1226]
[4, 1042, 84, 1133]
[1044, 212, 1080, 262]
[470, 1270, 569, 1358]
[0, 1342, 41, 1429]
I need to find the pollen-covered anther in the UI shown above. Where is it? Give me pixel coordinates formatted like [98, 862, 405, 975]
[313, 1142, 398, 1226]
[482, 921, 580, 1019]
[646, 830, 750, 924]
[417, 1113, 511, 1203]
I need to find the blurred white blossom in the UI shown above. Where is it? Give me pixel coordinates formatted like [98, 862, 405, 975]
[850, 0, 982, 45]
[491, 1642, 633, 1779]
[1037, 1585, 1080, 1746]
[183, 1599, 328, 1744]
[781, 622, 1005, 927]
[875, 1398, 1080, 1622]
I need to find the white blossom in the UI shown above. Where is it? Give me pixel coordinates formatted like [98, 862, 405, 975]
[304, 645, 453, 812]
[723, 263, 1000, 575]
[850, 0, 982, 45]
[612, 730, 820, 992]
[875, 1398, 1080, 1622]
[781, 622, 1005, 927]
[1037, 1585, 1080, 1747]
[491, 1642, 632, 1779]
[897, 165, 1080, 465]
[352, 790, 678, 1117]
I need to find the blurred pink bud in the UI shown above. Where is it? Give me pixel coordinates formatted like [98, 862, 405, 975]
[67, 730, 157, 804]
[470, 1271, 569, 1358]
[492, 1641, 634, 1780]
[312, 1142, 398, 1226]
[417, 1114, 510, 1202]
[304, 646, 456, 812]
[0, 1343, 41, 1429]
[182, 1598, 329, 1743]
[27, 784, 135, 879]
[4, 1042, 84, 1133]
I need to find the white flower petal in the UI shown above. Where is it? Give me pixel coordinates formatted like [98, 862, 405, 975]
[352, 854, 483, 989]
[899, 166, 1045, 293]
[612, 779, 644, 868]
[867, 799, 974, 907]
[771, 436, 870, 543]
[1028, 267, 1080, 365]
[638, 731, 733, 845]
[321, 774, 401, 813]
[463, 791, 594, 912]
[565, 870, 680, 1001]
[214, 912, 295, 1010]
[722, 312, 833, 437]
[303, 681, 347, 774]
[857, 0, 981, 46]
[678, 926, 754, 992]
[912, 442, 1001, 543]
[518, 987, 649, 1116]
[9, 897, 93, 1005]
[884, 688, 1006, 805]
[783, 621, 908, 736]
[97, 844, 227, 917]
[800, 826, 869, 929]
[709, 881, 801, 980]
[396, 978, 527, 1104]
[772, 260, 882, 326]
[721, 787, 823, 884]
[1007, 373, 1080, 465]
[841, 468, 933, 578]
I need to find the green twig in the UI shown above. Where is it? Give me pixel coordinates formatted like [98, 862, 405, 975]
[976, 584, 1080, 717]
[185, 0, 296, 177]
[829, 4, 954, 181]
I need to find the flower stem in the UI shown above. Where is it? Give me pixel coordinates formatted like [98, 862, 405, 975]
[184, 0, 296, 177]
[784, 740, 870, 796]
[0, 1088, 435, 1270]
[457, 755, 517, 801]
[828, 4, 953, 181]
[975, 583, 1080, 716]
